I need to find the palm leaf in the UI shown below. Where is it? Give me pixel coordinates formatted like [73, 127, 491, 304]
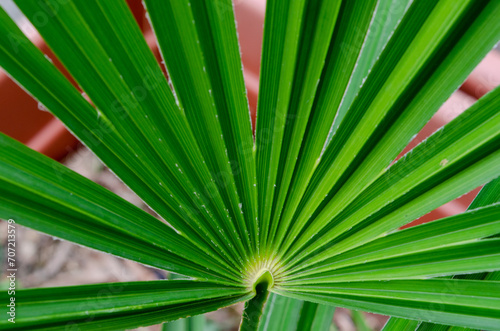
[0, 133, 241, 284]
[0, 280, 251, 330]
[381, 177, 500, 331]
[0, 0, 498, 329]
[275, 279, 500, 330]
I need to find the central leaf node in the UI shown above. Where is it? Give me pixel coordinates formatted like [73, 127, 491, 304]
[252, 269, 274, 294]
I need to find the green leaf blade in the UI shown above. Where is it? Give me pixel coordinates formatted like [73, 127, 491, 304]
[0, 133, 239, 283]
[276, 279, 500, 330]
[277, 0, 500, 262]
[144, 0, 256, 260]
[0, 280, 251, 330]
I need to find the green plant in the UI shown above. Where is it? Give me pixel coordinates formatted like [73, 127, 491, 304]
[0, 0, 499, 330]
